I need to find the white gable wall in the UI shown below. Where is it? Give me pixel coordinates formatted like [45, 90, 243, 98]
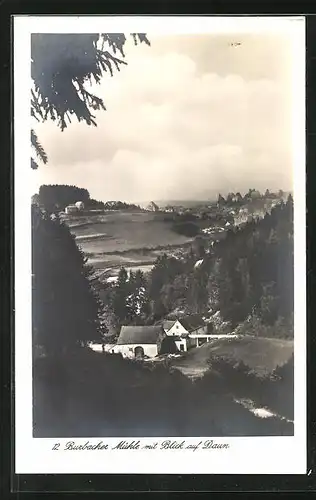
[166, 321, 207, 337]
[166, 320, 188, 336]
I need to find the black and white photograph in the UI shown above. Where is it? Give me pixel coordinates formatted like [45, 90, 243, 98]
[14, 16, 306, 474]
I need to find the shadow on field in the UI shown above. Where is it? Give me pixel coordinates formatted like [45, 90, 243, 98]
[33, 349, 294, 438]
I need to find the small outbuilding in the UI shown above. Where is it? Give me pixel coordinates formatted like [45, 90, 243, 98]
[65, 204, 79, 214]
[75, 201, 85, 211]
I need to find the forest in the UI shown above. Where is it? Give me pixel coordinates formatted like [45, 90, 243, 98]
[31, 191, 294, 437]
[96, 194, 294, 339]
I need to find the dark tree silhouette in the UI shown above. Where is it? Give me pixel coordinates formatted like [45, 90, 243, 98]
[217, 193, 226, 206]
[129, 195, 294, 334]
[32, 205, 104, 355]
[38, 184, 90, 212]
[31, 33, 150, 169]
[212, 195, 294, 330]
[111, 267, 130, 326]
[172, 221, 200, 237]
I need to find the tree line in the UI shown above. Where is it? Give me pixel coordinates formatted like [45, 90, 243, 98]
[36, 184, 142, 213]
[218, 188, 285, 206]
[213, 195, 293, 332]
[38, 184, 90, 212]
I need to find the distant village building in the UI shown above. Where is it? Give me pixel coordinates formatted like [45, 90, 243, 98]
[116, 325, 168, 359]
[249, 189, 261, 200]
[147, 201, 159, 212]
[65, 204, 79, 214]
[231, 193, 243, 203]
[164, 205, 175, 213]
[226, 192, 235, 203]
[75, 201, 85, 211]
[105, 201, 117, 209]
[163, 314, 210, 351]
[239, 207, 248, 215]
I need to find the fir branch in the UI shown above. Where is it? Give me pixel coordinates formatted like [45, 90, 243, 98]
[31, 129, 48, 164]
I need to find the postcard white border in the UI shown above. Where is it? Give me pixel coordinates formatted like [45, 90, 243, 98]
[14, 15, 306, 475]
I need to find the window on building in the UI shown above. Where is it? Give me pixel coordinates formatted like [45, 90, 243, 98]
[180, 344, 184, 351]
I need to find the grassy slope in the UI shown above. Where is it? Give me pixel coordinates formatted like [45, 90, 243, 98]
[170, 335, 294, 422]
[64, 211, 195, 274]
[171, 335, 294, 378]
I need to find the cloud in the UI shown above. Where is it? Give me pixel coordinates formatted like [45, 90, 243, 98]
[33, 35, 293, 202]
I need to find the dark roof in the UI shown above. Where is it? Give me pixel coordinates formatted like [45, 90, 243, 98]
[177, 314, 205, 333]
[117, 326, 164, 345]
[171, 335, 183, 341]
[163, 320, 176, 331]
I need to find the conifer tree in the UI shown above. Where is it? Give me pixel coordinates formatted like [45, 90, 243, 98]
[111, 267, 130, 325]
[32, 205, 104, 355]
[126, 270, 149, 322]
[217, 193, 225, 205]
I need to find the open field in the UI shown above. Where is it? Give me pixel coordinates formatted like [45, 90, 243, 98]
[64, 211, 194, 276]
[69, 212, 192, 253]
[65, 210, 228, 278]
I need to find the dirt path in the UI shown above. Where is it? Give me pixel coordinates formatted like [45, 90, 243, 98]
[234, 397, 293, 424]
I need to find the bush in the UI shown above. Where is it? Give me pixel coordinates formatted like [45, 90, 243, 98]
[160, 336, 179, 355]
[201, 354, 294, 423]
[171, 222, 200, 237]
[234, 314, 293, 339]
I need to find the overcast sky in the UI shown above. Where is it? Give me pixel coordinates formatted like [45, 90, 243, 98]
[32, 33, 294, 203]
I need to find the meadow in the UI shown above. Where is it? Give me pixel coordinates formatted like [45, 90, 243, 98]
[66, 211, 194, 276]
